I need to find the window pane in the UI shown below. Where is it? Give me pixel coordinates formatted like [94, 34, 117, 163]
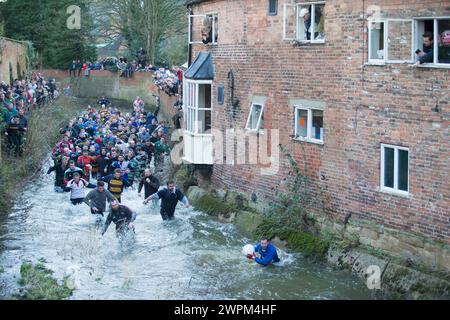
[296, 109, 308, 138]
[438, 19, 450, 64]
[283, 4, 296, 40]
[217, 84, 224, 105]
[248, 104, 262, 130]
[190, 15, 205, 43]
[205, 84, 211, 109]
[189, 108, 195, 132]
[312, 110, 323, 140]
[387, 20, 412, 61]
[198, 110, 211, 133]
[415, 20, 433, 64]
[398, 149, 409, 192]
[297, 5, 311, 41]
[313, 4, 325, 41]
[212, 14, 218, 43]
[269, 0, 277, 15]
[370, 21, 384, 60]
[383, 147, 394, 188]
[187, 108, 191, 132]
[189, 83, 193, 107]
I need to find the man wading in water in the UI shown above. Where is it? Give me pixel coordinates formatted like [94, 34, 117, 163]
[247, 236, 280, 266]
[101, 200, 137, 236]
[143, 180, 190, 220]
[84, 181, 116, 221]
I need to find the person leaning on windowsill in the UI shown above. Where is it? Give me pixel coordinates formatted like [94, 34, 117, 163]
[202, 31, 213, 44]
[411, 32, 434, 67]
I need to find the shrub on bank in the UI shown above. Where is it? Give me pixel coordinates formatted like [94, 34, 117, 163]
[18, 262, 73, 300]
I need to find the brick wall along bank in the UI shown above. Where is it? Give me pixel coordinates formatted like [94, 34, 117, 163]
[186, 0, 450, 245]
[0, 37, 28, 83]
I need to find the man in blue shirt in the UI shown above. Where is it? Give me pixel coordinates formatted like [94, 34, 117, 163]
[247, 237, 280, 266]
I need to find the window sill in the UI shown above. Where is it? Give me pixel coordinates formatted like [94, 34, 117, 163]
[293, 137, 324, 145]
[291, 40, 326, 46]
[184, 131, 214, 137]
[417, 63, 450, 69]
[365, 62, 450, 69]
[379, 187, 410, 198]
[189, 42, 218, 46]
[365, 61, 386, 66]
[245, 128, 265, 135]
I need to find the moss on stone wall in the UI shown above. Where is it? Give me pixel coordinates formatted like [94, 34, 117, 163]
[194, 194, 237, 217]
[173, 164, 198, 193]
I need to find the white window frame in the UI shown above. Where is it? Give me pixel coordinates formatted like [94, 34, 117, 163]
[283, 3, 296, 41]
[283, 1, 325, 44]
[183, 79, 213, 134]
[380, 144, 409, 196]
[188, 14, 206, 45]
[368, 18, 414, 64]
[294, 105, 324, 145]
[245, 103, 264, 132]
[367, 16, 450, 68]
[414, 16, 450, 68]
[368, 19, 386, 64]
[188, 13, 218, 45]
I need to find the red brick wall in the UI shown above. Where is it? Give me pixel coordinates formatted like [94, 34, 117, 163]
[0, 37, 28, 82]
[188, 0, 450, 243]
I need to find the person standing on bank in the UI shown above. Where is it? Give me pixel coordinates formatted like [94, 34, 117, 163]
[143, 181, 190, 220]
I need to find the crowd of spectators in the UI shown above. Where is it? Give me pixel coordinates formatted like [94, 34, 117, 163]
[1, 73, 59, 155]
[152, 66, 183, 97]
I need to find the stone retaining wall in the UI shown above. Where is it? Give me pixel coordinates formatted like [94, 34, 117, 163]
[35, 69, 180, 123]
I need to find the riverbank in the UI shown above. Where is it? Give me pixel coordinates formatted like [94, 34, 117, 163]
[172, 164, 450, 300]
[0, 97, 86, 218]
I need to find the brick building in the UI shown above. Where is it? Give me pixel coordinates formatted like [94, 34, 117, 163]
[182, 0, 449, 268]
[0, 36, 28, 84]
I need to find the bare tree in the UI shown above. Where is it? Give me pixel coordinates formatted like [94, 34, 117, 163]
[93, 0, 186, 64]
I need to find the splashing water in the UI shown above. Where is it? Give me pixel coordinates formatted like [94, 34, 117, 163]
[0, 159, 376, 300]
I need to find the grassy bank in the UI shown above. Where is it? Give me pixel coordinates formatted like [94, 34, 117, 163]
[17, 261, 74, 300]
[0, 96, 85, 216]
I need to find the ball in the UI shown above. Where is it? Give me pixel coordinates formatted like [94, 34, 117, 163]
[242, 244, 255, 256]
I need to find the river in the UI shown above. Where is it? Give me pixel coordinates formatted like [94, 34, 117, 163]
[0, 158, 376, 300]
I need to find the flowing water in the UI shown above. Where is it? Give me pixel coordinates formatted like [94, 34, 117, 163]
[0, 159, 376, 300]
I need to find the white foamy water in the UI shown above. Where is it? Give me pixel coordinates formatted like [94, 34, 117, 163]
[0, 158, 375, 300]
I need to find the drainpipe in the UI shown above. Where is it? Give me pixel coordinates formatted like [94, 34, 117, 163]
[188, 7, 193, 67]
